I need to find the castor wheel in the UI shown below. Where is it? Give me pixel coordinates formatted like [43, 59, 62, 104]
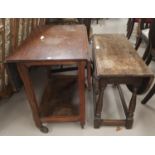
[40, 125, 49, 133]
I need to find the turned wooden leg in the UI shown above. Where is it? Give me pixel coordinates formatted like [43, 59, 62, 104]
[78, 61, 86, 128]
[126, 87, 137, 129]
[87, 61, 92, 91]
[94, 83, 106, 128]
[17, 64, 48, 133]
[142, 84, 155, 104]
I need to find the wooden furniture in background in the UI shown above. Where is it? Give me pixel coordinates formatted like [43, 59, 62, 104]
[134, 19, 153, 50]
[6, 25, 90, 133]
[126, 18, 152, 40]
[141, 19, 155, 104]
[142, 19, 155, 65]
[93, 34, 154, 129]
[46, 18, 92, 39]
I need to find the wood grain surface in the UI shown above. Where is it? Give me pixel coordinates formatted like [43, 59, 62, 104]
[6, 25, 89, 62]
[93, 34, 153, 77]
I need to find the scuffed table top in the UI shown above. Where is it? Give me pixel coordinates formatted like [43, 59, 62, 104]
[93, 34, 154, 77]
[6, 25, 89, 62]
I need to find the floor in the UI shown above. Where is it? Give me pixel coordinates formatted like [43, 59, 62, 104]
[0, 18, 155, 136]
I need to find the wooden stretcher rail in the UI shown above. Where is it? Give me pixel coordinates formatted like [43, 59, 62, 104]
[41, 115, 80, 123]
[101, 119, 126, 126]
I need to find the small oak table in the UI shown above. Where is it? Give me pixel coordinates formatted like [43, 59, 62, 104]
[93, 34, 154, 129]
[6, 25, 91, 133]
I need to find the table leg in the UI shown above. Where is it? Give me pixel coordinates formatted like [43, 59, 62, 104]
[78, 61, 86, 128]
[94, 83, 106, 128]
[17, 64, 48, 133]
[87, 61, 92, 91]
[126, 87, 137, 129]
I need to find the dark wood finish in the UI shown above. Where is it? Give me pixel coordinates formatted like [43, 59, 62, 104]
[41, 115, 80, 123]
[78, 61, 86, 128]
[39, 75, 82, 124]
[135, 19, 146, 50]
[142, 84, 155, 104]
[17, 64, 42, 127]
[6, 25, 89, 62]
[39, 75, 79, 117]
[144, 19, 155, 65]
[142, 40, 151, 60]
[141, 20, 155, 104]
[94, 83, 106, 128]
[126, 18, 152, 40]
[6, 25, 90, 132]
[93, 34, 154, 129]
[135, 19, 153, 50]
[101, 119, 126, 126]
[141, 19, 155, 104]
[126, 87, 137, 129]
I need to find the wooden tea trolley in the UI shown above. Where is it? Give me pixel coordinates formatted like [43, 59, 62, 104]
[93, 34, 154, 129]
[5, 25, 91, 133]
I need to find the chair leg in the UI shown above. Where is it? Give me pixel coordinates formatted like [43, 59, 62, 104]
[142, 44, 150, 61]
[126, 19, 131, 31]
[94, 84, 106, 128]
[126, 19, 132, 34]
[142, 84, 155, 104]
[135, 36, 142, 50]
[145, 54, 152, 65]
[126, 20, 134, 39]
